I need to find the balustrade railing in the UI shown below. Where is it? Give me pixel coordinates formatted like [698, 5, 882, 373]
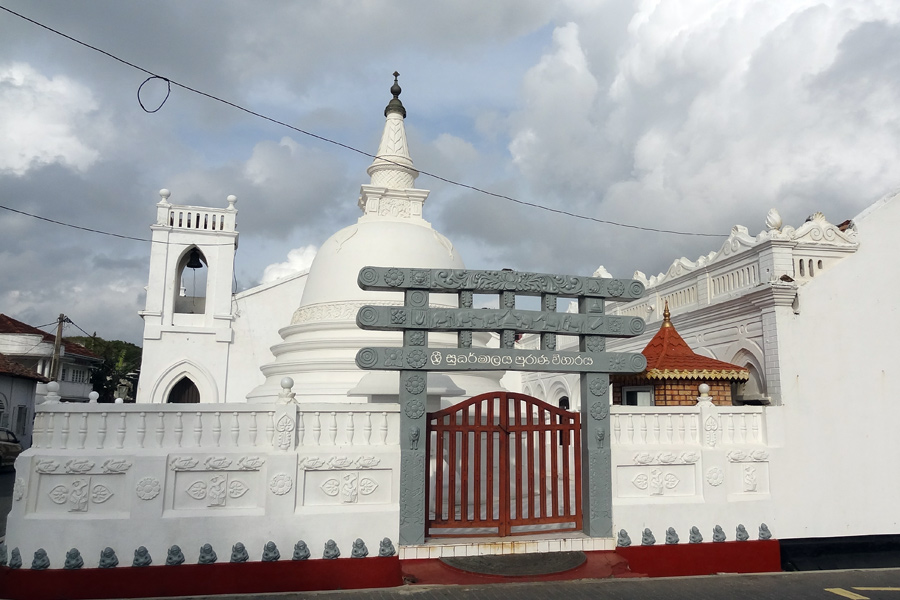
[611, 405, 766, 446]
[31, 403, 399, 451]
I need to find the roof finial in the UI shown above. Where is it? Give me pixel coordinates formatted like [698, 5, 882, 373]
[384, 71, 406, 118]
[662, 301, 672, 327]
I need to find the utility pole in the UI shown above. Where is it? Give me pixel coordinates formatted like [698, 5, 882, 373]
[50, 313, 65, 381]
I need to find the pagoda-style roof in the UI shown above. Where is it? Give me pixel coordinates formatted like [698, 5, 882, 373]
[639, 304, 749, 381]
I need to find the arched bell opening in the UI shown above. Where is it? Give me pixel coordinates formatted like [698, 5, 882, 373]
[167, 377, 200, 403]
[173, 246, 208, 314]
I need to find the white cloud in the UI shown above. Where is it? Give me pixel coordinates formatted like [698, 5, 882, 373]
[261, 245, 318, 284]
[0, 63, 102, 175]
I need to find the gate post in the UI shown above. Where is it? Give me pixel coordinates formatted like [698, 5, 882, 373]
[399, 288, 429, 546]
[580, 296, 612, 537]
[580, 372, 612, 537]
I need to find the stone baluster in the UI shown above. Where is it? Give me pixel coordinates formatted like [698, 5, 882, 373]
[193, 412, 203, 447]
[752, 414, 761, 444]
[78, 412, 88, 449]
[231, 412, 239, 446]
[726, 415, 735, 444]
[652, 414, 661, 444]
[313, 412, 321, 445]
[638, 414, 647, 445]
[137, 412, 146, 448]
[364, 412, 372, 445]
[213, 412, 222, 447]
[328, 412, 337, 445]
[250, 412, 258, 446]
[116, 412, 127, 448]
[297, 412, 305, 446]
[156, 412, 165, 447]
[175, 412, 183, 447]
[61, 413, 70, 449]
[97, 412, 107, 449]
[677, 415, 686, 444]
[666, 417, 674, 445]
[380, 412, 388, 445]
[613, 416, 621, 444]
[346, 412, 355, 446]
[266, 412, 275, 446]
[45, 413, 55, 449]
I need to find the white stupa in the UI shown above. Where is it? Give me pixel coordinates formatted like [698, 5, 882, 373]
[247, 73, 504, 404]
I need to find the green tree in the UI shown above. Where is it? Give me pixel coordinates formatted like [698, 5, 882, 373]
[67, 336, 141, 403]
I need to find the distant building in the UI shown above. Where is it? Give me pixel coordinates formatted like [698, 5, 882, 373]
[0, 314, 102, 402]
[0, 351, 47, 448]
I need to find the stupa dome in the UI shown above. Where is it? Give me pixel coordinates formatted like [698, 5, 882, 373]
[247, 75, 503, 402]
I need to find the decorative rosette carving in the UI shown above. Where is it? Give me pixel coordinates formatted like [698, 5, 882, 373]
[135, 477, 161, 500]
[384, 268, 405, 287]
[589, 402, 609, 420]
[404, 399, 425, 419]
[406, 350, 427, 369]
[606, 280, 626, 297]
[405, 374, 426, 395]
[589, 378, 608, 397]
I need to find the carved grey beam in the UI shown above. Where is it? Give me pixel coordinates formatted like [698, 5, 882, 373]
[358, 266, 645, 299]
[356, 306, 645, 337]
[356, 347, 647, 373]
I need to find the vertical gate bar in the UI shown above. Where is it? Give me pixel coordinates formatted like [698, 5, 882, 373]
[434, 426, 444, 521]
[550, 414, 560, 516]
[573, 413, 583, 528]
[487, 395, 495, 523]
[448, 414, 457, 524]
[425, 415, 432, 531]
[514, 396, 523, 524]
[499, 393, 510, 536]
[539, 407, 547, 519]
[561, 417, 571, 519]
[528, 403, 536, 519]
[461, 417, 470, 522]
[474, 401, 482, 522]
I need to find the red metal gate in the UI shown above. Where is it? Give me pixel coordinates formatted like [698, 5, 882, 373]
[426, 391, 582, 537]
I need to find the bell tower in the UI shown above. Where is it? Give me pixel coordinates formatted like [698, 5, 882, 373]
[137, 189, 238, 403]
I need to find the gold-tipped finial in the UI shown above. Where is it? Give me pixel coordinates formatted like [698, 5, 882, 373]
[662, 300, 672, 327]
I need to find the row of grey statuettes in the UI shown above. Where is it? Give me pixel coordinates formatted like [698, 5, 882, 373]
[618, 523, 773, 546]
[0, 538, 395, 570]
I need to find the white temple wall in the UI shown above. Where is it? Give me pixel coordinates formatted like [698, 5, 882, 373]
[227, 272, 309, 402]
[7, 402, 400, 568]
[765, 194, 900, 538]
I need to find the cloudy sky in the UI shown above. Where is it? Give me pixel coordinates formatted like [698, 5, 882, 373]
[1, 0, 899, 345]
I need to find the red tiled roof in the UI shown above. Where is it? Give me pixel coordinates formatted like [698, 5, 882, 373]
[0, 314, 101, 360]
[640, 304, 749, 381]
[0, 352, 49, 382]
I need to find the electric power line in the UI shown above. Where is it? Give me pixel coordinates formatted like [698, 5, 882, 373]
[0, 4, 725, 239]
[0, 204, 234, 246]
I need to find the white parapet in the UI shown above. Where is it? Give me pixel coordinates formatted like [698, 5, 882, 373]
[6, 402, 401, 569]
[610, 401, 778, 542]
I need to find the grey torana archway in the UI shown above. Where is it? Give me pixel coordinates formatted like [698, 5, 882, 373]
[355, 266, 646, 545]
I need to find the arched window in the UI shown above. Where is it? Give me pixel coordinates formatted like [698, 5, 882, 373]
[167, 377, 200, 403]
[174, 246, 208, 314]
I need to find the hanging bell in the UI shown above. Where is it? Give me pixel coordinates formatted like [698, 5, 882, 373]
[185, 248, 203, 269]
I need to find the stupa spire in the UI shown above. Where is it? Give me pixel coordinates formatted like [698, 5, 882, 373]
[367, 71, 417, 190]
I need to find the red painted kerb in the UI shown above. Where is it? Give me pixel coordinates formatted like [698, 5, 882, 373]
[0, 556, 402, 600]
[615, 539, 781, 577]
